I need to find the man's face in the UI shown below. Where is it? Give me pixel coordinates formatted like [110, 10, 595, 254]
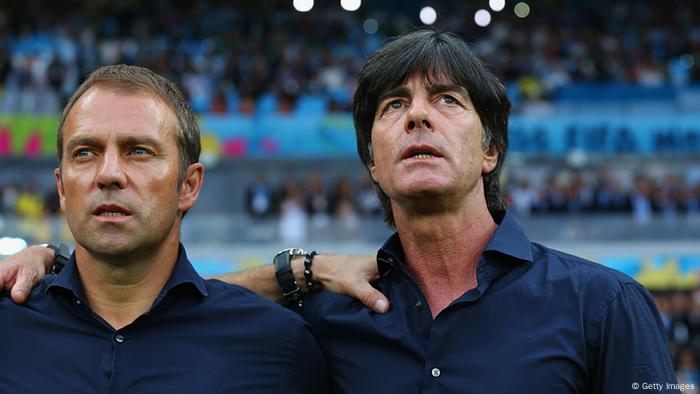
[368, 74, 498, 209]
[56, 87, 194, 259]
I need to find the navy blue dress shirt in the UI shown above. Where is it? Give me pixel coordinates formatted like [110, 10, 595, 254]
[302, 211, 678, 393]
[0, 245, 329, 394]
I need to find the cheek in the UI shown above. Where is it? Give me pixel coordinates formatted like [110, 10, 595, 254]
[368, 144, 392, 181]
[152, 174, 182, 205]
[60, 172, 87, 199]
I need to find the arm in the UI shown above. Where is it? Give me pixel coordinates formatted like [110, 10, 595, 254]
[2, 245, 391, 313]
[285, 321, 331, 394]
[216, 254, 390, 313]
[0, 245, 54, 303]
[591, 282, 678, 393]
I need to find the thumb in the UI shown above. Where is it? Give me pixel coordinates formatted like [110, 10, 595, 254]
[354, 282, 390, 314]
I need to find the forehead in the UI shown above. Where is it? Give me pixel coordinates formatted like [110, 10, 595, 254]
[383, 69, 463, 94]
[64, 86, 177, 142]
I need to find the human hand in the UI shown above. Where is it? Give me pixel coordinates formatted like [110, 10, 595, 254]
[0, 245, 54, 303]
[311, 255, 390, 313]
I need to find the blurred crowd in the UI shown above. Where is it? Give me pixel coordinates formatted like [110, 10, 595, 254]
[0, 0, 698, 115]
[3, 167, 699, 225]
[507, 168, 700, 223]
[0, 180, 59, 219]
[243, 166, 700, 237]
[245, 173, 380, 242]
[656, 290, 700, 391]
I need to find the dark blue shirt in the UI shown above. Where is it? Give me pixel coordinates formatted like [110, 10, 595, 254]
[302, 211, 678, 393]
[0, 245, 329, 394]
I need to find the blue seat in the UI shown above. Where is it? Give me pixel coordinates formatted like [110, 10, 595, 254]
[295, 94, 327, 114]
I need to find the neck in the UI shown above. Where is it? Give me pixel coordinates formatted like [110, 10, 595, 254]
[393, 192, 497, 319]
[74, 233, 181, 330]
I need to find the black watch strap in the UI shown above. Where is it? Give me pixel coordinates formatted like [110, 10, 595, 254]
[46, 243, 70, 274]
[273, 248, 305, 304]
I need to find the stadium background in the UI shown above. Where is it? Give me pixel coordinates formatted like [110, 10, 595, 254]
[0, 0, 699, 384]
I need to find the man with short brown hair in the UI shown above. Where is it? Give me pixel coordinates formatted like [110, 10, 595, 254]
[0, 64, 328, 393]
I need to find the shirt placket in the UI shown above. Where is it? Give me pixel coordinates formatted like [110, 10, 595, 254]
[403, 257, 500, 394]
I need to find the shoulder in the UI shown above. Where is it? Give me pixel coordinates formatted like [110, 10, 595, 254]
[0, 276, 58, 322]
[203, 279, 308, 327]
[530, 242, 654, 321]
[531, 242, 637, 292]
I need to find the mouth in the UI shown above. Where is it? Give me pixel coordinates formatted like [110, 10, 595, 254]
[401, 145, 443, 160]
[92, 204, 132, 218]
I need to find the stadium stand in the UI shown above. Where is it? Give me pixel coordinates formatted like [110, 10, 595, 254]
[1, 0, 699, 382]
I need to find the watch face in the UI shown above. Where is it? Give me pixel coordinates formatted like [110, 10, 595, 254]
[274, 248, 304, 267]
[277, 248, 304, 258]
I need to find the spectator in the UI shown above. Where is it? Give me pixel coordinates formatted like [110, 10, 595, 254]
[278, 179, 308, 243]
[329, 176, 359, 233]
[15, 183, 45, 220]
[245, 174, 275, 218]
[632, 175, 654, 225]
[304, 173, 330, 230]
[675, 346, 700, 393]
[508, 179, 537, 216]
[592, 168, 630, 212]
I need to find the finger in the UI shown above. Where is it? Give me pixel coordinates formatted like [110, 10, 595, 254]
[0, 265, 17, 294]
[10, 267, 38, 304]
[355, 282, 390, 314]
[10, 286, 28, 304]
[0, 266, 7, 291]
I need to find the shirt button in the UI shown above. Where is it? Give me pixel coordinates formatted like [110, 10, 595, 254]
[115, 334, 125, 343]
[75, 300, 81, 305]
[431, 368, 441, 378]
[415, 300, 423, 310]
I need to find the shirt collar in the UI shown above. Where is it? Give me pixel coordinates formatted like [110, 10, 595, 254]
[46, 243, 209, 300]
[159, 244, 209, 298]
[482, 210, 534, 263]
[45, 252, 83, 296]
[376, 210, 533, 274]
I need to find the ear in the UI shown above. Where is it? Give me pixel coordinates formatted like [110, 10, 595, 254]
[482, 144, 498, 174]
[367, 142, 378, 182]
[54, 168, 66, 213]
[178, 163, 204, 212]
[369, 163, 378, 183]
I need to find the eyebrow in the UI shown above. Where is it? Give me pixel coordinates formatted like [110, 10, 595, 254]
[65, 135, 163, 153]
[65, 135, 101, 153]
[424, 82, 469, 97]
[377, 83, 469, 105]
[377, 86, 411, 105]
[120, 136, 163, 149]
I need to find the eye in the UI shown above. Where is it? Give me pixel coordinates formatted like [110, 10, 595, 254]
[384, 99, 404, 112]
[72, 148, 94, 159]
[130, 147, 152, 156]
[440, 95, 458, 105]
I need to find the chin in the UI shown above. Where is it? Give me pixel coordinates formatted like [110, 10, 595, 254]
[397, 178, 455, 196]
[80, 236, 141, 259]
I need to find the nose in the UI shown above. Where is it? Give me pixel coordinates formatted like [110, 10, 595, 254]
[404, 96, 432, 133]
[96, 148, 127, 190]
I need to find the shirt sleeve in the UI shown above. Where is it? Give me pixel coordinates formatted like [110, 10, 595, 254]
[282, 319, 331, 394]
[591, 282, 679, 393]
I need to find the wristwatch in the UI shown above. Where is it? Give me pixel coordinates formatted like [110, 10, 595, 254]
[273, 248, 305, 303]
[41, 243, 71, 274]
